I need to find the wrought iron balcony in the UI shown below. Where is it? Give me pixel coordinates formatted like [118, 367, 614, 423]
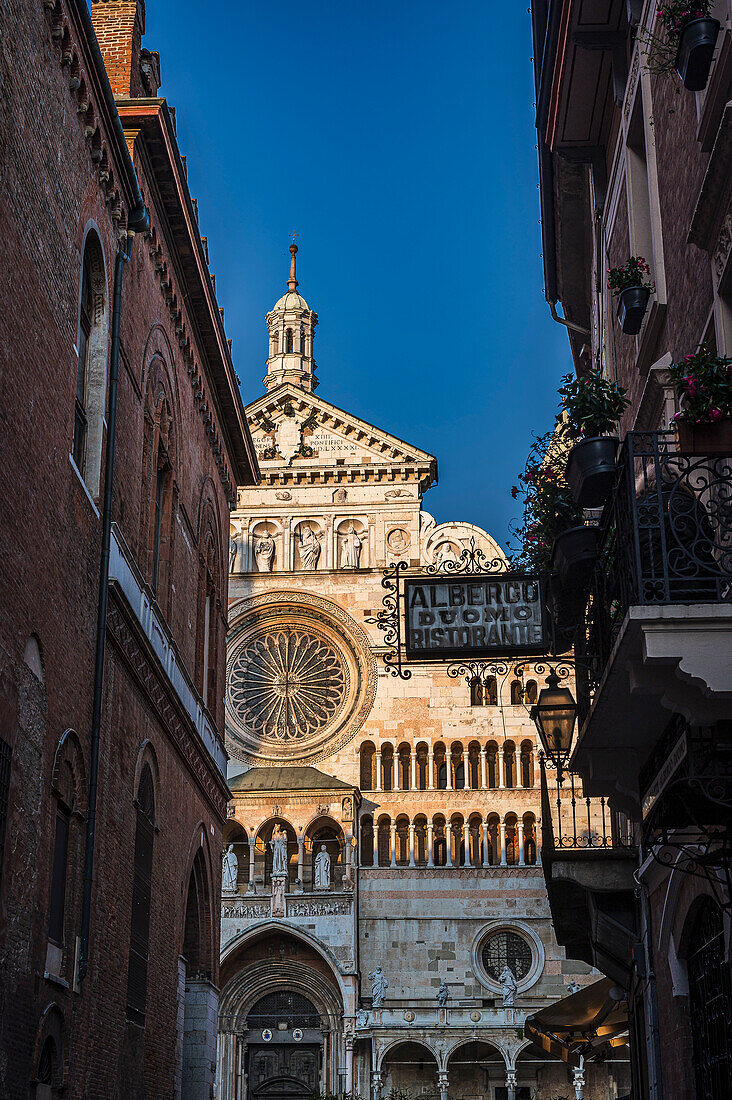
[576, 430, 732, 723]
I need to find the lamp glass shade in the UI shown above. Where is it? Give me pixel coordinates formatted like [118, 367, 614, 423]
[531, 676, 577, 762]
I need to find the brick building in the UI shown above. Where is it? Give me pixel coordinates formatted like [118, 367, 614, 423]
[0, 1, 257, 1097]
[530, 2, 732, 1099]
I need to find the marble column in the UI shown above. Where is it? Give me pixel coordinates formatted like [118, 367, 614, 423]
[446, 754, 454, 791]
[573, 1063, 585, 1100]
[371, 1070, 383, 1100]
[345, 1037, 354, 1097]
[462, 750, 470, 789]
[446, 825, 453, 868]
[247, 836, 256, 892]
[498, 748, 506, 790]
[437, 1070, 449, 1100]
[390, 824, 397, 868]
[427, 823, 434, 867]
[517, 822, 525, 866]
[480, 749, 487, 791]
[395, 754, 402, 791]
[297, 834, 305, 881]
[409, 823, 416, 867]
[345, 833, 353, 876]
[462, 823, 470, 866]
[532, 747, 540, 789]
[411, 751, 418, 790]
[482, 822, 490, 867]
[375, 750, 383, 792]
[517, 755, 525, 790]
[428, 746, 435, 790]
[506, 1070, 517, 1100]
[499, 822, 507, 866]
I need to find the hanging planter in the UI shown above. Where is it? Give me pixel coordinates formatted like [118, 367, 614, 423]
[675, 18, 720, 90]
[616, 285, 650, 335]
[669, 344, 732, 453]
[565, 436, 619, 508]
[550, 526, 598, 588]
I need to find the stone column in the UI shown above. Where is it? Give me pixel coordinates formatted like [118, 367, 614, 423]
[446, 824, 453, 868]
[394, 753, 402, 791]
[532, 747, 540, 789]
[371, 1071, 383, 1100]
[247, 837, 256, 892]
[517, 754, 524, 789]
[297, 834, 305, 881]
[499, 822, 507, 866]
[375, 749, 383, 792]
[345, 1035, 354, 1096]
[345, 833, 353, 876]
[482, 822, 490, 867]
[390, 824, 397, 868]
[461, 823, 469, 866]
[480, 749, 487, 790]
[462, 750, 470, 789]
[498, 748, 506, 790]
[517, 822, 525, 866]
[506, 1070, 517, 1100]
[409, 823, 416, 867]
[437, 1070, 449, 1100]
[573, 1063, 585, 1100]
[411, 751, 418, 790]
[446, 753, 454, 791]
[427, 823, 434, 867]
[428, 746, 435, 790]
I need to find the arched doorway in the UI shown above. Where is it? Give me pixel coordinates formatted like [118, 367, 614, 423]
[248, 992, 322, 1100]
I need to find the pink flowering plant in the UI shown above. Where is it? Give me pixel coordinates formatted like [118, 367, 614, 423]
[668, 343, 732, 424]
[657, 1, 712, 35]
[607, 256, 655, 298]
[509, 430, 584, 572]
[559, 370, 630, 441]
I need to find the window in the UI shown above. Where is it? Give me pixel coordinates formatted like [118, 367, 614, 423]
[480, 929, 532, 983]
[71, 233, 108, 495]
[141, 369, 176, 607]
[471, 675, 497, 706]
[285, 328, 294, 353]
[510, 680, 522, 705]
[126, 764, 155, 1025]
[687, 898, 732, 1097]
[48, 807, 70, 945]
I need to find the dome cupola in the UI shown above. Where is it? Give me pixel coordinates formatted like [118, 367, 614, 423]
[264, 239, 318, 393]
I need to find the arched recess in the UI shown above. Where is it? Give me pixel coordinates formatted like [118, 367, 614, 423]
[218, 926, 346, 1100]
[196, 483, 224, 717]
[379, 1040, 438, 1093]
[140, 354, 179, 613]
[30, 1003, 65, 1099]
[73, 224, 109, 497]
[256, 818, 298, 885]
[304, 814, 345, 890]
[445, 1039, 507, 1079]
[181, 842, 217, 1097]
[47, 731, 87, 982]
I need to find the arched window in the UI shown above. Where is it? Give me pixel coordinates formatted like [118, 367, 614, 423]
[285, 328, 294, 353]
[360, 816, 374, 866]
[141, 369, 176, 611]
[360, 743, 375, 791]
[525, 680, 538, 705]
[47, 730, 85, 981]
[35, 1035, 62, 1099]
[126, 763, 155, 1025]
[472, 676, 498, 706]
[687, 897, 732, 1096]
[197, 521, 221, 716]
[510, 679, 523, 705]
[72, 232, 108, 496]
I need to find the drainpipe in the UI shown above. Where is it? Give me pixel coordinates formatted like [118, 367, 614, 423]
[633, 865, 665, 1100]
[548, 299, 591, 337]
[78, 222, 144, 981]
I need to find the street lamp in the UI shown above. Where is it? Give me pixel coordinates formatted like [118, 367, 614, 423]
[530, 669, 578, 778]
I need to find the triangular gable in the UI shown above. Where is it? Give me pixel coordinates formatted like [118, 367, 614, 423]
[245, 385, 437, 481]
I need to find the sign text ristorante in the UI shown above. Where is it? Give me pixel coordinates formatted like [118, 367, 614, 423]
[404, 575, 547, 659]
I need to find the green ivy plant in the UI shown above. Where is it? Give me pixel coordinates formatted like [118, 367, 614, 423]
[559, 371, 630, 440]
[668, 343, 732, 424]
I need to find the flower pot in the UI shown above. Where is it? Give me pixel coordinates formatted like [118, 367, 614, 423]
[675, 417, 732, 455]
[565, 436, 619, 509]
[675, 18, 720, 91]
[616, 285, 649, 335]
[550, 526, 599, 588]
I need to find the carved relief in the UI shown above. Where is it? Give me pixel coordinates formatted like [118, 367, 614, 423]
[333, 488, 347, 504]
[385, 488, 412, 499]
[386, 527, 410, 556]
[287, 898, 351, 916]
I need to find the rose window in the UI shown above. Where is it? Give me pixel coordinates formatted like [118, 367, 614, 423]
[481, 930, 532, 982]
[228, 629, 346, 743]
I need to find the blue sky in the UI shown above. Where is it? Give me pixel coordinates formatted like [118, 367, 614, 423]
[145, 1, 570, 552]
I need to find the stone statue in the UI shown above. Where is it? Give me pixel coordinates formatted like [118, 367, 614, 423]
[254, 533, 275, 572]
[499, 965, 518, 1007]
[437, 980, 449, 1007]
[222, 844, 238, 892]
[298, 524, 321, 570]
[271, 874, 286, 917]
[355, 1008, 369, 1030]
[333, 488, 347, 504]
[270, 826, 288, 877]
[434, 542, 458, 566]
[567, 979, 582, 995]
[341, 525, 363, 568]
[314, 844, 331, 889]
[229, 531, 240, 573]
[368, 966, 388, 1008]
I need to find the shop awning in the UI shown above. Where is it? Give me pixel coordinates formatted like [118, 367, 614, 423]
[524, 978, 629, 1068]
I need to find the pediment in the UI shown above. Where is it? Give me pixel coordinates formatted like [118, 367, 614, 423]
[245, 386, 436, 479]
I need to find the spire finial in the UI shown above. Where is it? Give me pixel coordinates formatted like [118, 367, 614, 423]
[288, 231, 299, 291]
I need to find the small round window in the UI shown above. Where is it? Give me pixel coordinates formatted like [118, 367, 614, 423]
[481, 930, 533, 982]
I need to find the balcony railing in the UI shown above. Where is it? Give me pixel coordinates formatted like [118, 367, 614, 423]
[576, 430, 732, 717]
[539, 757, 634, 854]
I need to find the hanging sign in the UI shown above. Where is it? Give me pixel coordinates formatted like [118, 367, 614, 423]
[403, 574, 548, 660]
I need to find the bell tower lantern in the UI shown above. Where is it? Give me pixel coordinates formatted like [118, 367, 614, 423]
[264, 240, 319, 393]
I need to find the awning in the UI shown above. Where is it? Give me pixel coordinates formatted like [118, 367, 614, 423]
[524, 978, 629, 1068]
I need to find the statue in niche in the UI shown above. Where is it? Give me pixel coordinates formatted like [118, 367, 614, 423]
[222, 844, 238, 892]
[341, 525, 363, 569]
[298, 524, 321, 570]
[270, 826, 289, 877]
[341, 796, 353, 821]
[254, 533, 275, 573]
[271, 875, 286, 917]
[368, 967, 388, 1008]
[434, 541, 459, 566]
[437, 980, 449, 1007]
[229, 531, 240, 573]
[314, 844, 331, 889]
[499, 965, 518, 1007]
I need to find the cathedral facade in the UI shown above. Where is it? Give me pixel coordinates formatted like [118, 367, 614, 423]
[217, 248, 628, 1100]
